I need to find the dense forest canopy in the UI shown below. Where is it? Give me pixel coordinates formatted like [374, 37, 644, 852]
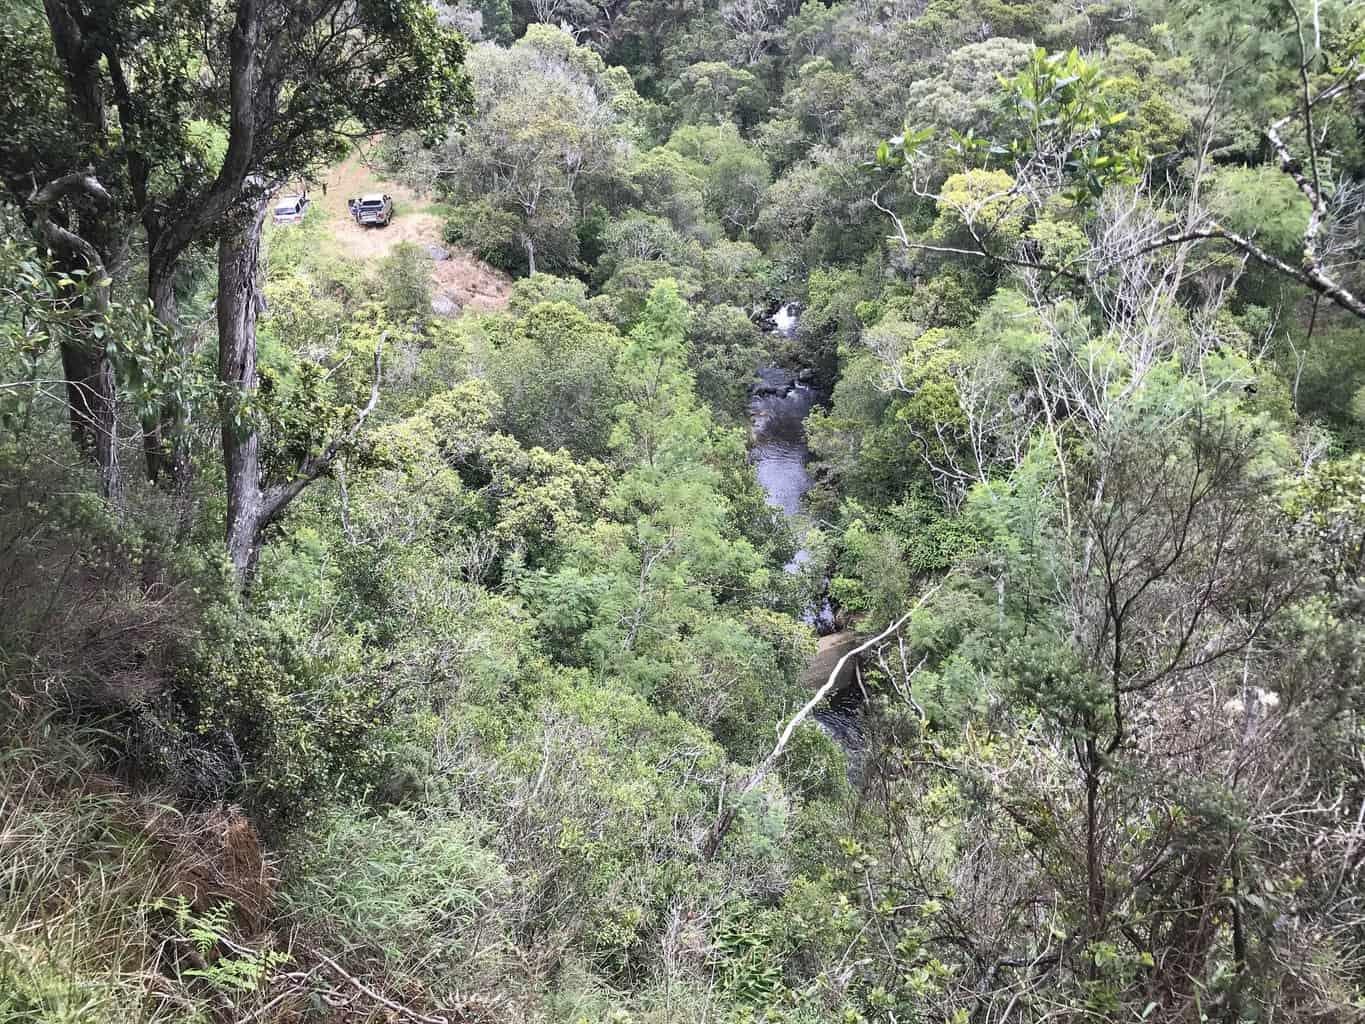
[1, 0, 1363, 1021]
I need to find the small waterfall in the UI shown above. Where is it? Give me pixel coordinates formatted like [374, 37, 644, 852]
[771, 302, 799, 336]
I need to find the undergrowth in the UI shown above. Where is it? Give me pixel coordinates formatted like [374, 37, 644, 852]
[0, 716, 184, 1023]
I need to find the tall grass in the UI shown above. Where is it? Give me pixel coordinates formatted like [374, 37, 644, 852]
[0, 715, 196, 1023]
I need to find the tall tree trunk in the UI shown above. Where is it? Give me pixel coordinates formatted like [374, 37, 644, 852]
[1084, 734, 1105, 939]
[57, 332, 121, 503]
[218, 195, 269, 581]
[59, 333, 101, 452]
[216, 188, 384, 584]
[142, 255, 178, 482]
[521, 232, 537, 276]
[38, 6, 122, 500]
[42, 0, 106, 133]
[144, 253, 198, 496]
[30, 172, 122, 504]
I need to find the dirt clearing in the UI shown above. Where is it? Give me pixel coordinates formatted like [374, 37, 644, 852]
[315, 151, 512, 314]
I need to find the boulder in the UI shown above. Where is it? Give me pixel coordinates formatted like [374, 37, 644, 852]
[431, 291, 462, 317]
[800, 630, 862, 691]
[750, 366, 796, 397]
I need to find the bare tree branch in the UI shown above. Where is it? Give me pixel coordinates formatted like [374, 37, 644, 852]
[702, 582, 944, 860]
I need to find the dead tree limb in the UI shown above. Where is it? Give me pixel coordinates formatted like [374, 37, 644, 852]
[701, 583, 943, 860]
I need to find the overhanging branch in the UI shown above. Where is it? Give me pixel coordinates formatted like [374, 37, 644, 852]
[260, 334, 385, 527]
[701, 582, 944, 860]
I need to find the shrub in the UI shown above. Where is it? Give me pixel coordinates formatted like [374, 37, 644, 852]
[283, 808, 512, 997]
[443, 200, 524, 272]
[166, 604, 385, 824]
[508, 273, 590, 316]
[374, 240, 432, 321]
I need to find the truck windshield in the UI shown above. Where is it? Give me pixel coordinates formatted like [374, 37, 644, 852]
[360, 201, 383, 208]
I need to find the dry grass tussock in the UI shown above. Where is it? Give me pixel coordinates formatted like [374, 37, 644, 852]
[0, 708, 507, 1024]
[0, 716, 187, 1022]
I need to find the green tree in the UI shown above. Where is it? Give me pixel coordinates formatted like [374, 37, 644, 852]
[434, 25, 642, 276]
[667, 126, 772, 239]
[671, 61, 762, 125]
[481, 301, 625, 458]
[375, 242, 434, 323]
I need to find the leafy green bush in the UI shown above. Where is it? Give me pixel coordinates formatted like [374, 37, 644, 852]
[443, 200, 524, 272]
[168, 604, 384, 823]
[374, 240, 432, 321]
[508, 273, 590, 316]
[283, 808, 511, 994]
[712, 902, 788, 1007]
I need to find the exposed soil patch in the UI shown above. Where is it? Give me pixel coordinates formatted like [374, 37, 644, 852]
[431, 253, 516, 313]
[315, 151, 512, 314]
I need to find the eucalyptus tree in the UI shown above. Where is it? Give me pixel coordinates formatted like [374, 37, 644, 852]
[432, 25, 641, 276]
[206, 0, 470, 579]
[665, 125, 772, 240]
[670, 61, 762, 125]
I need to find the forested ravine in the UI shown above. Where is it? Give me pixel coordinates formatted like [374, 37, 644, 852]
[5, 1, 1365, 1020]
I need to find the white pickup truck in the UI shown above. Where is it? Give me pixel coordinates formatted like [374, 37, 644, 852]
[348, 192, 394, 227]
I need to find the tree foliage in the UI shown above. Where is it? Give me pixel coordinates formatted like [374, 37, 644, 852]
[3, 1, 1365, 1022]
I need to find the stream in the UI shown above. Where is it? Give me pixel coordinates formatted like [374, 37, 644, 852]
[749, 304, 822, 577]
[749, 304, 865, 758]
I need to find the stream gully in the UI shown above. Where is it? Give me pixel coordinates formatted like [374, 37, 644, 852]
[748, 304, 865, 759]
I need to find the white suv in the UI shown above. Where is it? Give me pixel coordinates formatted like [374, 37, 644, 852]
[272, 195, 309, 225]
